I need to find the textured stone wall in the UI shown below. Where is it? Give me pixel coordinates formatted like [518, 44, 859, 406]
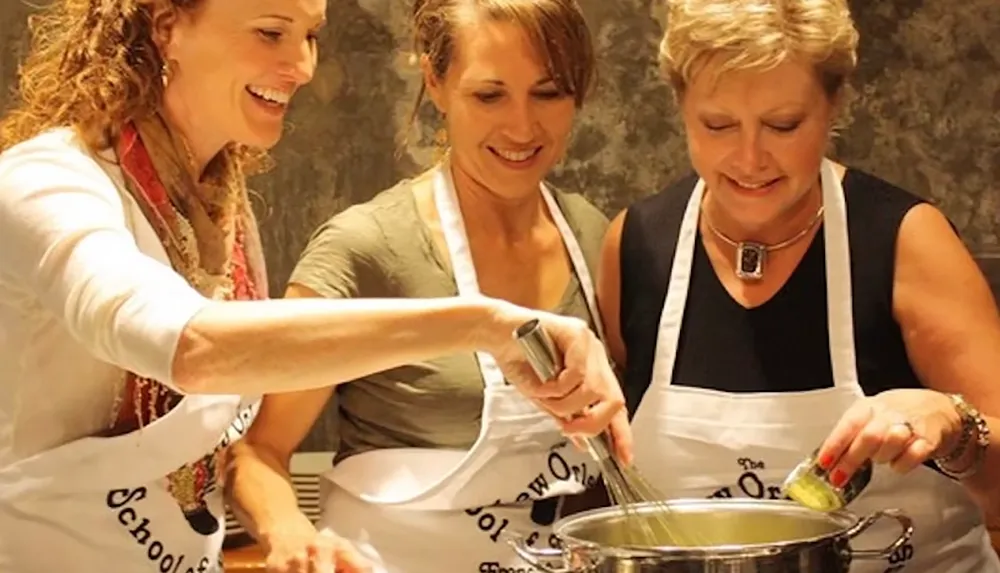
[1, 1, 997, 452]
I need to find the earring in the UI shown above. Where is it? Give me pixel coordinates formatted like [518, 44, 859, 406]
[160, 60, 174, 89]
[433, 127, 448, 147]
[432, 126, 449, 163]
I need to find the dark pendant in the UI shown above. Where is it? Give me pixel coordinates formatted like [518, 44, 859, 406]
[736, 242, 766, 281]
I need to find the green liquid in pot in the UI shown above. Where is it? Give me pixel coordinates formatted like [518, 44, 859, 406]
[566, 505, 847, 549]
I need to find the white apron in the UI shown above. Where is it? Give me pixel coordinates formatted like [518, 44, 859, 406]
[318, 161, 605, 573]
[0, 393, 259, 573]
[0, 176, 261, 573]
[631, 158, 999, 572]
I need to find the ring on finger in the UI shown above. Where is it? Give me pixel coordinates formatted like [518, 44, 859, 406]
[891, 420, 917, 439]
[874, 422, 915, 464]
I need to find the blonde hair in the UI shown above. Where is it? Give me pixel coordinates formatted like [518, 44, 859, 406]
[659, 0, 859, 99]
[0, 0, 265, 174]
[408, 0, 596, 127]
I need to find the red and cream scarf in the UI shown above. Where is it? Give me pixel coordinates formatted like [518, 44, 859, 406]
[110, 115, 268, 534]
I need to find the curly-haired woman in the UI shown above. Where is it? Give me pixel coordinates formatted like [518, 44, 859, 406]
[0, 1, 629, 571]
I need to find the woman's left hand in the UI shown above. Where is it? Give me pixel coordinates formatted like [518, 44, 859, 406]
[817, 389, 963, 486]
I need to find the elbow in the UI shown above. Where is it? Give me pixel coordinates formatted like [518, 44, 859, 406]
[168, 301, 251, 394]
[169, 324, 216, 394]
[170, 364, 204, 394]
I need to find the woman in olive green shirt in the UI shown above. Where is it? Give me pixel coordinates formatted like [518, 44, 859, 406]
[226, 1, 614, 571]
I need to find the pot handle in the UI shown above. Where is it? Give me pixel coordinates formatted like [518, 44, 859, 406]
[506, 535, 571, 573]
[845, 508, 915, 560]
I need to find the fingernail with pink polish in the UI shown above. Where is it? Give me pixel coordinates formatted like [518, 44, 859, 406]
[818, 453, 834, 470]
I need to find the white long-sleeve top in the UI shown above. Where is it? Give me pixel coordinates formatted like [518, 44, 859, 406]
[0, 128, 211, 465]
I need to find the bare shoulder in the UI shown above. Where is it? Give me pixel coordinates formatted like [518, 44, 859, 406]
[892, 201, 1000, 397]
[893, 203, 989, 304]
[597, 208, 629, 368]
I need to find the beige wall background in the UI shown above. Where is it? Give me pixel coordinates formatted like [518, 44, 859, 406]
[2, 1, 997, 451]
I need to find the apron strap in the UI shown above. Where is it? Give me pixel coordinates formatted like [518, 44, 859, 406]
[644, 159, 861, 393]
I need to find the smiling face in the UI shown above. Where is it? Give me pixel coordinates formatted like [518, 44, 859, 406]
[423, 17, 578, 199]
[680, 58, 839, 231]
[159, 0, 325, 160]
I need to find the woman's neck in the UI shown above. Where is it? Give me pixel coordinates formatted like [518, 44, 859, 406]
[703, 182, 823, 246]
[449, 160, 547, 243]
[159, 99, 224, 181]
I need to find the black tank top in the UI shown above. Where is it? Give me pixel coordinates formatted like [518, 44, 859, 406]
[620, 169, 927, 416]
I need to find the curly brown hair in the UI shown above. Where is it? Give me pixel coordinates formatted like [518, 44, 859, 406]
[0, 0, 265, 174]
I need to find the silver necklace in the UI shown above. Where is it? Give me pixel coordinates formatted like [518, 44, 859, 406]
[704, 204, 825, 281]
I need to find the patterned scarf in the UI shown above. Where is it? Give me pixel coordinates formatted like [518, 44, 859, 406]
[109, 115, 268, 535]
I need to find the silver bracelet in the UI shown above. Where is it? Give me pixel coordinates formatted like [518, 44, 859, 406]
[933, 393, 990, 480]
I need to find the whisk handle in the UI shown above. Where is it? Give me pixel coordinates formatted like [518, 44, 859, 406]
[514, 319, 615, 461]
[513, 319, 562, 380]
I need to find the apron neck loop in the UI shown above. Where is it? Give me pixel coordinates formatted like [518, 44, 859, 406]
[648, 158, 860, 393]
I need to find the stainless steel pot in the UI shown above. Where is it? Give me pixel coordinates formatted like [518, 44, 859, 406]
[509, 498, 913, 572]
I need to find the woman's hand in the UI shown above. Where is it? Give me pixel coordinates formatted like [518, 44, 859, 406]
[486, 302, 633, 465]
[263, 516, 373, 573]
[816, 389, 963, 486]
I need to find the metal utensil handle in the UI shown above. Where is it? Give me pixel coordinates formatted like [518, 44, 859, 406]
[845, 508, 914, 560]
[514, 318, 563, 380]
[514, 319, 614, 462]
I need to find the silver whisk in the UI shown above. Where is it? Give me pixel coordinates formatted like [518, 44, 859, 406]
[514, 319, 706, 549]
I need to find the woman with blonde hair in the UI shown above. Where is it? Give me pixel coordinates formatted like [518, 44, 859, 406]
[599, 0, 1000, 570]
[0, 0, 629, 571]
[225, 1, 615, 571]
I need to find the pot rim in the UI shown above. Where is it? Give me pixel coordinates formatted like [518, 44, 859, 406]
[551, 498, 864, 558]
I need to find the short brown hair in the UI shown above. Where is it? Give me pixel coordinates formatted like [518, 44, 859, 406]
[659, 0, 859, 100]
[409, 0, 596, 127]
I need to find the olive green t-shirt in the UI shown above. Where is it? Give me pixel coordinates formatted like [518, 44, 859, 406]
[289, 180, 609, 463]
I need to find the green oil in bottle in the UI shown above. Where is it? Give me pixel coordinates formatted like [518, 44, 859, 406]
[782, 451, 873, 512]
